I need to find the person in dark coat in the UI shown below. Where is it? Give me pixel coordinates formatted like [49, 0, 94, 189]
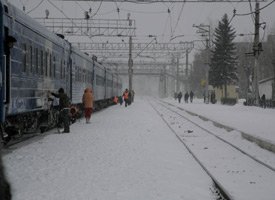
[190, 91, 194, 103]
[131, 90, 135, 103]
[0, 147, 11, 200]
[184, 92, 189, 103]
[118, 96, 123, 105]
[123, 89, 129, 107]
[177, 91, 182, 103]
[261, 94, 266, 108]
[51, 88, 70, 133]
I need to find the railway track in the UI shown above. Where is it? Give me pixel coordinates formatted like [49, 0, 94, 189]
[149, 98, 275, 200]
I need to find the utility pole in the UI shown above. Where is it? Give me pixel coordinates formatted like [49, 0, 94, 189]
[193, 23, 210, 103]
[252, 0, 260, 105]
[163, 65, 167, 97]
[185, 49, 189, 92]
[273, 59, 275, 103]
[176, 56, 180, 93]
[128, 13, 133, 92]
[128, 36, 133, 92]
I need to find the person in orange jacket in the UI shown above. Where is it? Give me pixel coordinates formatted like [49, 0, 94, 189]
[82, 88, 94, 123]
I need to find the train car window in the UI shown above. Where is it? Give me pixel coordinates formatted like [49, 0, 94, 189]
[50, 53, 52, 77]
[22, 43, 27, 72]
[29, 46, 33, 73]
[35, 48, 39, 74]
[91, 72, 94, 82]
[96, 75, 105, 86]
[40, 50, 44, 76]
[53, 56, 56, 78]
[63, 60, 66, 79]
[79, 68, 81, 82]
[45, 51, 48, 77]
[75, 66, 77, 81]
[77, 67, 80, 82]
[60, 60, 63, 79]
[4, 5, 8, 13]
[107, 79, 112, 87]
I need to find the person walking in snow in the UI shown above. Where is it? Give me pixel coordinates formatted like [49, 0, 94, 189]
[184, 92, 189, 103]
[123, 89, 129, 107]
[177, 91, 182, 103]
[82, 88, 94, 123]
[190, 91, 194, 103]
[131, 90, 135, 103]
[261, 94, 266, 108]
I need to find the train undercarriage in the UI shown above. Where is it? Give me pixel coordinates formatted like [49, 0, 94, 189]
[0, 98, 115, 146]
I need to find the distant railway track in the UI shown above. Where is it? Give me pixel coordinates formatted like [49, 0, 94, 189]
[157, 99, 275, 173]
[149, 100, 231, 200]
[149, 98, 275, 200]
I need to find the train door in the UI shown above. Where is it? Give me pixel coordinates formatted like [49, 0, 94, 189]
[67, 44, 72, 99]
[0, 2, 4, 123]
[111, 74, 114, 97]
[92, 60, 96, 99]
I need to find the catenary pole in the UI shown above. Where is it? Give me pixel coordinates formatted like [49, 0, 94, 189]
[253, 0, 260, 105]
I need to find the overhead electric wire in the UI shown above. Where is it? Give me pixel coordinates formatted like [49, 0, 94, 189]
[119, 8, 167, 14]
[170, 2, 185, 39]
[74, 1, 86, 12]
[26, 0, 45, 14]
[90, 0, 103, 18]
[46, 0, 95, 42]
[161, 15, 170, 42]
[248, 0, 255, 23]
[235, 0, 275, 16]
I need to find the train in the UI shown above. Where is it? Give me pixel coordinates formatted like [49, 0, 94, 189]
[0, 0, 122, 143]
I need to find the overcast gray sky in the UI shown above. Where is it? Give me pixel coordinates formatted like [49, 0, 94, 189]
[7, 0, 275, 61]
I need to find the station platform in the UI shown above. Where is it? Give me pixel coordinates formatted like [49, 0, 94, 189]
[164, 98, 275, 153]
[3, 97, 275, 200]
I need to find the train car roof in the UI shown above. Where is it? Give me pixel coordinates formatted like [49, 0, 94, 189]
[4, 0, 118, 77]
[5, 1, 68, 48]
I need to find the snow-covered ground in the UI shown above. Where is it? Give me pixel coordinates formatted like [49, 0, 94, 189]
[2, 97, 275, 200]
[164, 98, 275, 145]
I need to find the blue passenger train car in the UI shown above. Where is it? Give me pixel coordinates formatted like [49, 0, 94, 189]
[0, 0, 122, 143]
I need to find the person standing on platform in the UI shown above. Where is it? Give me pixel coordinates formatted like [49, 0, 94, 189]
[190, 91, 194, 103]
[113, 96, 118, 104]
[0, 147, 11, 200]
[177, 91, 182, 103]
[51, 88, 70, 133]
[82, 88, 94, 124]
[118, 96, 123, 105]
[123, 89, 129, 107]
[131, 90, 135, 103]
[184, 92, 189, 103]
[261, 94, 266, 108]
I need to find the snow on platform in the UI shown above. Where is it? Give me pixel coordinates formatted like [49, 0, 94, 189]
[164, 98, 275, 153]
[3, 97, 275, 200]
[3, 97, 216, 200]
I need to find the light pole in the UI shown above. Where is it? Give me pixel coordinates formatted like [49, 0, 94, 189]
[193, 24, 211, 103]
[252, 0, 260, 105]
[127, 13, 133, 92]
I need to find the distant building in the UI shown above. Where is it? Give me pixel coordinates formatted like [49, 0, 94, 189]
[209, 84, 239, 102]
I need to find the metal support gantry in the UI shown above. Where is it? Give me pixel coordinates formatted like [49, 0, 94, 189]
[58, 0, 265, 2]
[34, 18, 136, 37]
[72, 41, 194, 59]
